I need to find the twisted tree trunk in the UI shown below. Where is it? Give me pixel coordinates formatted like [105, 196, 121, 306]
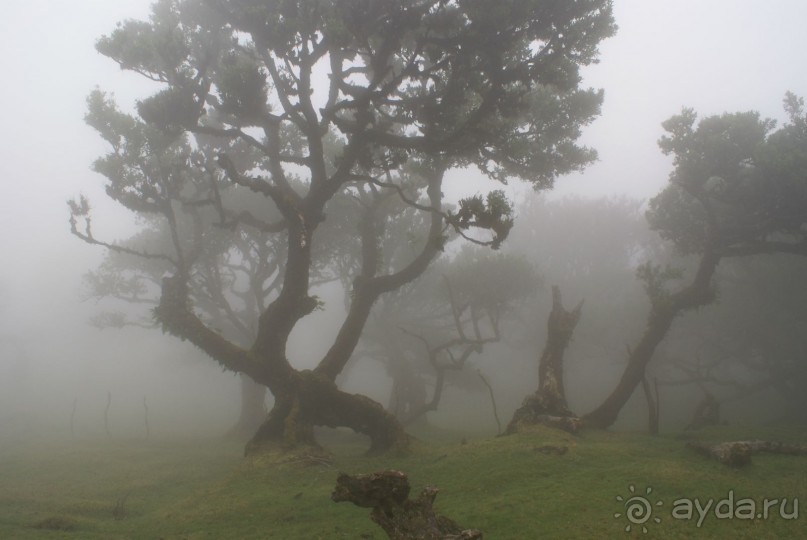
[246, 370, 409, 456]
[505, 286, 582, 434]
[156, 274, 410, 455]
[583, 249, 720, 428]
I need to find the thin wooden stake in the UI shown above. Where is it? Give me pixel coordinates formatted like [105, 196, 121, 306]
[477, 370, 502, 435]
[70, 398, 77, 438]
[143, 396, 150, 438]
[104, 391, 111, 439]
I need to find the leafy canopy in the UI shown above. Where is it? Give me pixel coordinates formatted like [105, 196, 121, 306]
[648, 93, 807, 256]
[72, 0, 615, 389]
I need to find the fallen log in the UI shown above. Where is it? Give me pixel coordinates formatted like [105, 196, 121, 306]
[332, 470, 483, 539]
[687, 439, 807, 467]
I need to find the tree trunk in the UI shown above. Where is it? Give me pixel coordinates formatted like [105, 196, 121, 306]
[505, 286, 582, 434]
[157, 274, 409, 456]
[385, 343, 430, 424]
[582, 308, 678, 429]
[245, 370, 409, 456]
[225, 374, 268, 441]
[641, 375, 660, 436]
[583, 249, 720, 429]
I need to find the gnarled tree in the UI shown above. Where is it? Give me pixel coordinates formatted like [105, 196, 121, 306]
[584, 93, 807, 428]
[71, 0, 615, 454]
[505, 285, 582, 434]
[362, 247, 539, 428]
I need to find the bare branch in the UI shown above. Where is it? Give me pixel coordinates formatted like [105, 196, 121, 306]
[69, 217, 177, 266]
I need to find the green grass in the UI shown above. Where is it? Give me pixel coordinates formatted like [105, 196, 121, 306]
[1, 425, 806, 539]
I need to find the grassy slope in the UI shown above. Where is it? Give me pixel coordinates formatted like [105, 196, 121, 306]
[1, 425, 806, 539]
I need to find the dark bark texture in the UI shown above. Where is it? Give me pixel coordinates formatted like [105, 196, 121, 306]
[332, 470, 483, 539]
[506, 286, 582, 434]
[245, 370, 409, 456]
[157, 274, 410, 455]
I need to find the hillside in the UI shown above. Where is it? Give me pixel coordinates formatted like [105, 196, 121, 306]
[1, 425, 805, 538]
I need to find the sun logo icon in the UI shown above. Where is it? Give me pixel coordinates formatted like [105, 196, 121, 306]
[614, 484, 663, 533]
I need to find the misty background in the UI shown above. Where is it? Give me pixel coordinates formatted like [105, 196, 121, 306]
[1, 0, 806, 441]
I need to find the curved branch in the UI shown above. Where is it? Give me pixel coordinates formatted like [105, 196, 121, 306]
[368, 176, 503, 249]
[370, 168, 446, 294]
[69, 217, 177, 266]
[216, 153, 300, 222]
[154, 275, 270, 384]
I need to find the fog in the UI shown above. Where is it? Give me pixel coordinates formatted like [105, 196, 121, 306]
[1, 0, 806, 450]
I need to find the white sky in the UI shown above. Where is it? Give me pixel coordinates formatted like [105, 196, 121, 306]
[0, 1, 805, 424]
[1, 1, 152, 307]
[552, 0, 807, 199]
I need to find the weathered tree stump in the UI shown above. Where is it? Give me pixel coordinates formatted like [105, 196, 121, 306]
[332, 470, 483, 539]
[688, 439, 807, 467]
[506, 286, 582, 435]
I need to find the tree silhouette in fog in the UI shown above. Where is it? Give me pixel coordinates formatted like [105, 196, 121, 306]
[585, 93, 807, 428]
[71, 0, 615, 454]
